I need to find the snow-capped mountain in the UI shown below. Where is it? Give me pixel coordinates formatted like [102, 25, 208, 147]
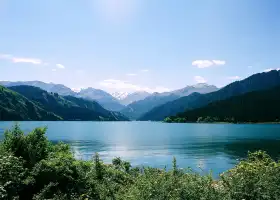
[111, 92, 130, 100]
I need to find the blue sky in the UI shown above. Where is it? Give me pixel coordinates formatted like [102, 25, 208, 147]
[1, 0, 280, 93]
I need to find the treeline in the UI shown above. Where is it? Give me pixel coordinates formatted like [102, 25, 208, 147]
[164, 85, 280, 123]
[1, 125, 280, 199]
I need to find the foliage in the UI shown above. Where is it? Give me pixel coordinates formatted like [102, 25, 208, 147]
[140, 70, 280, 121]
[165, 85, 280, 123]
[0, 85, 61, 121]
[1, 125, 280, 199]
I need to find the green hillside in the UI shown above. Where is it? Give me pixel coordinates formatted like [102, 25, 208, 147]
[0, 86, 61, 120]
[140, 70, 280, 121]
[166, 85, 280, 123]
[8, 85, 128, 121]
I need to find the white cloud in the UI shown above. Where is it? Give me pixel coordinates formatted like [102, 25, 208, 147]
[56, 64, 65, 69]
[141, 69, 149, 72]
[51, 69, 57, 72]
[212, 60, 226, 65]
[126, 73, 137, 76]
[192, 60, 226, 68]
[0, 53, 44, 65]
[12, 57, 42, 65]
[194, 76, 207, 83]
[228, 76, 241, 80]
[99, 79, 170, 93]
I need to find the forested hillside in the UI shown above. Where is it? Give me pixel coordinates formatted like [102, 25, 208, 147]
[0, 85, 128, 121]
[0, 86, 61, 120]
[140, 70, 280, 121]
[166, 85, 280, 123]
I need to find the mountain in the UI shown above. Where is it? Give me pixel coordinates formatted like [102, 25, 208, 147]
[121, 84, 218, 119]
[119, 91, 151, 105]
[172, 83, 218, 97]
[78, 88, 125, 111]
[7, 85, 128, 121]
[0, 81, 126, 111]
[170, 85, 280, 123]
[111, 91, 130, 100]
[0, 85, 61, 120]
[0, 81, 76, 96]
[139, 70, 280, 121]
[121, 93, 179, 119]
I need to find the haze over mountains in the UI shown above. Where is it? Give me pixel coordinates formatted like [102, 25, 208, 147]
[0, 81, 218, 113]
[112, 91, 151, 106]
[121, 83, 218, 119]
[1, 70, 280, 122]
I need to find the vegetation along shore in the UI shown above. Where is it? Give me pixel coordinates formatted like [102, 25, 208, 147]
[1, 124, 280, 199]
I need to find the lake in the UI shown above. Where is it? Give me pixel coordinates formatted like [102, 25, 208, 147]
[1, 121, 280, 177]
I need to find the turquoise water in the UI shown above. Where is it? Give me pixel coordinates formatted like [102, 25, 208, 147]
[1, 121, 280, 176]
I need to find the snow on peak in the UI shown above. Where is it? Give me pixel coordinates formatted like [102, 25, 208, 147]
[110, 91, 130, 100]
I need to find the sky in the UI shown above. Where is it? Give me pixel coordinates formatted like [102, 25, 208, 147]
[1, 0, 280, 93]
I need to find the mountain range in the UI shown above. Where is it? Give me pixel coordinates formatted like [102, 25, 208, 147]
[2, 70, 280, 122]
[114, 91, 151, 105]
[121, 83, 218, 119]
[139, 70, 280, 121]
[0, 81, 218, 118]
[0, 81, 125, 111]
[0, 85, 128, 121]
[171, 85, 280, 123]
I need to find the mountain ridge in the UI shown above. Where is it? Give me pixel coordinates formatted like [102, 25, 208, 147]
[169, 85, 280, 123]
[139, 70, 280, 121]
[4, 85, 128, 121]
[121, 83, 218, 119]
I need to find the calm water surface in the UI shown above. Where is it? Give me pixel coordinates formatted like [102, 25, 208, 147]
[1, 121, 280, 177]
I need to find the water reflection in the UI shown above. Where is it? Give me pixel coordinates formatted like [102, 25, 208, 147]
[1, 121, 280, 177]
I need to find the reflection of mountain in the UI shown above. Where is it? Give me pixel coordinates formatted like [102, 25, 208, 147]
[165, 138, 280, 161]
[223, 139, 280, 160]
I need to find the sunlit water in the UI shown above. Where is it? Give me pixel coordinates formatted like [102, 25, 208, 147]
[1, 121, 280, 177]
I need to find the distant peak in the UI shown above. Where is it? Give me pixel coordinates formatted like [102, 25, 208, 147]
[192, 83, 217, 88]
[193, 83, 208, 86]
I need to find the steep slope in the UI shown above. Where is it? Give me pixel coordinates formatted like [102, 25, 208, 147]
[8, 86, 128, 121]
[171, 85, 280, 123]
[64, 96, 128, 121]
[78, 88, 125, 111]
[121, 84, 217, 120]
[140, 70, 280, 121]
[0, 86, 61, 121]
